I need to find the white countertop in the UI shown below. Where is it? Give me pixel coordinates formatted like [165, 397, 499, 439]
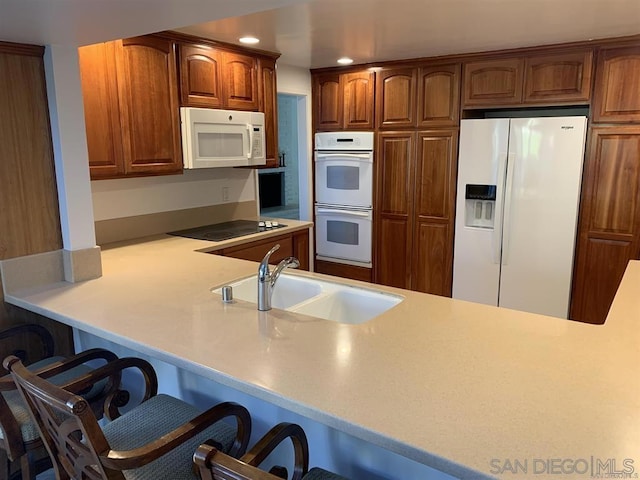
[2, 228, 639, 479]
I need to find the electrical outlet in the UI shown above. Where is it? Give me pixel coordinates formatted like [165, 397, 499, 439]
[222, 186, 229, 202]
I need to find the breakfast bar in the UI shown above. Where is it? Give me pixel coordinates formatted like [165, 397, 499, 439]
[1, 232, 638, 479]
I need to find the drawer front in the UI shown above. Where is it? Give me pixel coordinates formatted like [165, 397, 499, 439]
[218, 234, 294, 264]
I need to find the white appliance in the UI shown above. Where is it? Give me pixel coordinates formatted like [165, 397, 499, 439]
[315, 132, 374, 267]
[180, 107, 265, 168]
[452, 116, 587, 318]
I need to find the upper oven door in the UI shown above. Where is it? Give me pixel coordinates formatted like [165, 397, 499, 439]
[314, 152, 373, 208]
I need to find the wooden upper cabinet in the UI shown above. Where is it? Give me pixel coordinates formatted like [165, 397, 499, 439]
[78, 42, 124, 179]
[313, 70, 375, 130]
[222, 51, 258, 111]
[592, 46, 640, 123]
[314, 73, 343, 130]
[118, 36, 182, 176]
[417, 63, 460, 127]
[376, 68, 417, 128]
[523, 50, 593, 104]
[258, 57, 278, 168]
[570, 126, 640, 324]
[80, 36, 182, 179]
[463, 57, 524, 107]
[178, 44, 223, 108]
[342, 71, 374, 129]
[179, 44, 275, 115]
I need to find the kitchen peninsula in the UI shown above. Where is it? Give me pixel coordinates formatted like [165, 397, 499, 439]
[1, 235, 638, 479]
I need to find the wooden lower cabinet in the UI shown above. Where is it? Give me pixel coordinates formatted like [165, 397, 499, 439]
[570, 126, 640, 324]
[374, 130, 457, 295]
[376, 216, 411, 288]
[315, 260, 372, 283]
[210, 230, 310, 271]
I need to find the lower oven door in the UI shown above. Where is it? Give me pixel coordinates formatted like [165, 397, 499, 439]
[315, 205, 372, 266]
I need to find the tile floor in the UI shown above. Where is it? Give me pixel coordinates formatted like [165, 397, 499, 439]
[261, 204, 300, 220]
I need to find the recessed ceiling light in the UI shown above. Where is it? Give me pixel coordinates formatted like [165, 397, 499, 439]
[337, 57, 354, 65]
[239, 36, 260, 45]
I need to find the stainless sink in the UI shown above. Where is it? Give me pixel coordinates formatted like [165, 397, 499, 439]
[214, 272, 403, 324]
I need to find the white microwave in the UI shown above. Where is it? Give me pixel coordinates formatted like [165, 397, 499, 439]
[180, 107, 266, 168]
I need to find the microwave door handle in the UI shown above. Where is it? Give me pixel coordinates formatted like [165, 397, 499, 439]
[247, 124, 253, 158]
[316, 208, 371, 218]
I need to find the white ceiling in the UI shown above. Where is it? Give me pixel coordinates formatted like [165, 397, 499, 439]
[179, 0, 640, 68]
[1, 0, 639, 69]
[0, 0, 308, 47]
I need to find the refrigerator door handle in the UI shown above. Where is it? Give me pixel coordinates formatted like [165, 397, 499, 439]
[501, 151, 517, 265]
[491, 208, 501, 265]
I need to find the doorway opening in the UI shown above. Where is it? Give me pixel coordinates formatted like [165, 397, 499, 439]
[259, 93, 306, 220]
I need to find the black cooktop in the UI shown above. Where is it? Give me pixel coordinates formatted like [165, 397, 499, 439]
[168, 220, 287, 242]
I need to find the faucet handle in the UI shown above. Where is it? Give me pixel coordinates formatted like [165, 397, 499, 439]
[258, 244, 280, 279]
[263, 244, 280, 262]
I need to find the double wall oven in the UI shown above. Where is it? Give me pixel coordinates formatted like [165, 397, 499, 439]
[314, 132, 374, 268]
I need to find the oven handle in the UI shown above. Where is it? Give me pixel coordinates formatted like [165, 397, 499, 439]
[316, 208, 372, 218]
[315, 153, 372, 162]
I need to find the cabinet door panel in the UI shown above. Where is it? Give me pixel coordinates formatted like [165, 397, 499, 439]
[118, 37, 182, 175]
[570, 126, 640, 324]
[592, 46, 640, 122]
[179, 44, 223, 108]
[78, 42, 124, 178]
[343, 71, 374, 129]
[524, 50, 593, 104]
[571, 237, 634, 324]
[220, 234, 294, 263]
[314, 74, 342, 130]
[376, 217, 411, 288]
[589, 130, 640, 234]
[0, 50, 62, 257]
[259, 58, 278, 167]
[417, 64, 460, 127]
[292, 230, 310, 271]
[376, 68, 417, 128]
[223, 52, 258, 111]
[377, 133, 414, 214]
[375, 132, 414, 289]
[412, 222, 451, 296]
[415, 130, 458, 219]
[463, 57, 524, 106]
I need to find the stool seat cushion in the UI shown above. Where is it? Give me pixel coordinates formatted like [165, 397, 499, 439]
[102, 394, 237, 480]
[1, 356, 96, 443]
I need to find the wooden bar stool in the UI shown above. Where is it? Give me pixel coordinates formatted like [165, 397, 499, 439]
[4, 354, 252, 480]
[195, 422, 348, 480]
[0, 324, 120, 480]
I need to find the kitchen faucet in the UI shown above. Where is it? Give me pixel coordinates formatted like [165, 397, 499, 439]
[257, 244, 300, 311]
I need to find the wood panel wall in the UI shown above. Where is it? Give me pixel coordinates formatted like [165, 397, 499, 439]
[0, 42, 73, 362]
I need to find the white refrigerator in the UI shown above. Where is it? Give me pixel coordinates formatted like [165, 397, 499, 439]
[452, 117, 587, 318]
